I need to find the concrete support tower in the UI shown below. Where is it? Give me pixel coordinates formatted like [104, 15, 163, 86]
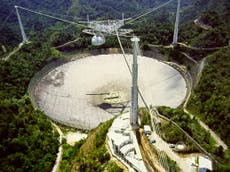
[15, 6, 28, 43]
[87, 14, 90, 23]
[130, 36, 140, 129]
[172, 0, 181, 45]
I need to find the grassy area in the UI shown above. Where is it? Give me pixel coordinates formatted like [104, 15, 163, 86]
[161, 121, 200, 153]
[139, 108, 181, 171]
[0, 40, 61, 172]
[158, 107, 218, 152]
[59, 139, 85, 172]
[59, 119, 123, 172]
[164, 152, 180, 172]
[158, 106, 230, 171]
[139, 107, 151, 128]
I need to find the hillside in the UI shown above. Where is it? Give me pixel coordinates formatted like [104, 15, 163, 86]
[59, 119, 123, 172]
[179, 10, 230, 47]
[187, 47, 230, 147]
[0, 0, 230, 171]
[0, 0, 72, 48]
[69, 0, 230, 23]
[1, 0, 229, 49]
[0, 0, 71, 22]
[180, 0, 230, 23]
[71, 0, 171, 19]
[0, 37, 60, 172]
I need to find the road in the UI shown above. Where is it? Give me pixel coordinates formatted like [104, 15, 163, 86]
[183, 107, 228, 150]
[54, 38, 80, 49]
[182, 66, 228, 150]
[51, 122, 63, 172]
[194, 18, 212, 30]
[150, 131, 199, 172]
[177, 42, 230, 51]
[148, 42, 229, 51]
[168, 58, 228, 151]
[3, 43, 23, 61]
[150, 108, 218, 162]
[139, 130, 165, 172]
[180, 52, 197, 64]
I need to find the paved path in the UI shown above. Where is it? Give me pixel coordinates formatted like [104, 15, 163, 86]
[183, 107, 228, 150]
[149, 104, 213, 171]
[3, 43, 23, 61]
[178, 42, 230, 51]
[194, 18, 212, 30]
[149, 42, 229, 51]
[151, 131, 199, 172]
[182, 64, 228, 150]
[51, 123, 63, 172]
[54, 38, 80, 49]
[139, 130, 165, 172]
[180, 52, 198, 64]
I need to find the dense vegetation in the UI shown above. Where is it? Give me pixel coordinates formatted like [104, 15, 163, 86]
[59, 139, 86, 172]
[59, 119, 123, 172]
[158, 106, 230, 170]
[139, 107, 151, 127]
[71, 0, 230, 22]
[181, 11, 230, 48]
[187, 47, 230, 147]
[0, 39, 60, 171]
[1, 0, 229, 54]
[0, 96, 58, 172]
[1, 0, 230, 171]
[158, 107, 216, 152]
[133, 20, 174, 46]
[180, 0, 230, 23]
[71, 0, 171, 19]
[0, 0, 72, 48]
[165, 153, 180, 172]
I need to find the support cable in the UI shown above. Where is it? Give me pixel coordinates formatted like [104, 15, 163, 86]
[115, 30, 149, 109]
[15, 6, 28, 43]
[35, 11, 80, 21]
[115, 30, 132, 73]
[15, 6, 86, 28]
[172, 0, 181, 44]
[116, 29, 170, 171]
[0, 10, 15, 31]
[126, 0, 175, 24]
[0, 0, 24, 31]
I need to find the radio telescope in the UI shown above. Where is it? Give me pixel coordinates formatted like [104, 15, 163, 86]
[82, 15, 133, 45]
[14, 5, 133, 46]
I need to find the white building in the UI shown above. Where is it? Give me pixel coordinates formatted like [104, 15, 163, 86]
[144, 125, 151, 135]
[107, 113, 148, 172]
[199, 156, 213, 172]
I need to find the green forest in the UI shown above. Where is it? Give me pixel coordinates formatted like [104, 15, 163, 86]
[158, 106, 230, 171]
[59, 119, 122, 172]
[187, 47, 230, 147]
[0, 38, 60, 171]
[1, 0, 230, 171]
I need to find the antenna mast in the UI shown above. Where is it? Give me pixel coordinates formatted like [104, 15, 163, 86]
[172, 0, 181, 45]
[15, 6, 28, 43]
